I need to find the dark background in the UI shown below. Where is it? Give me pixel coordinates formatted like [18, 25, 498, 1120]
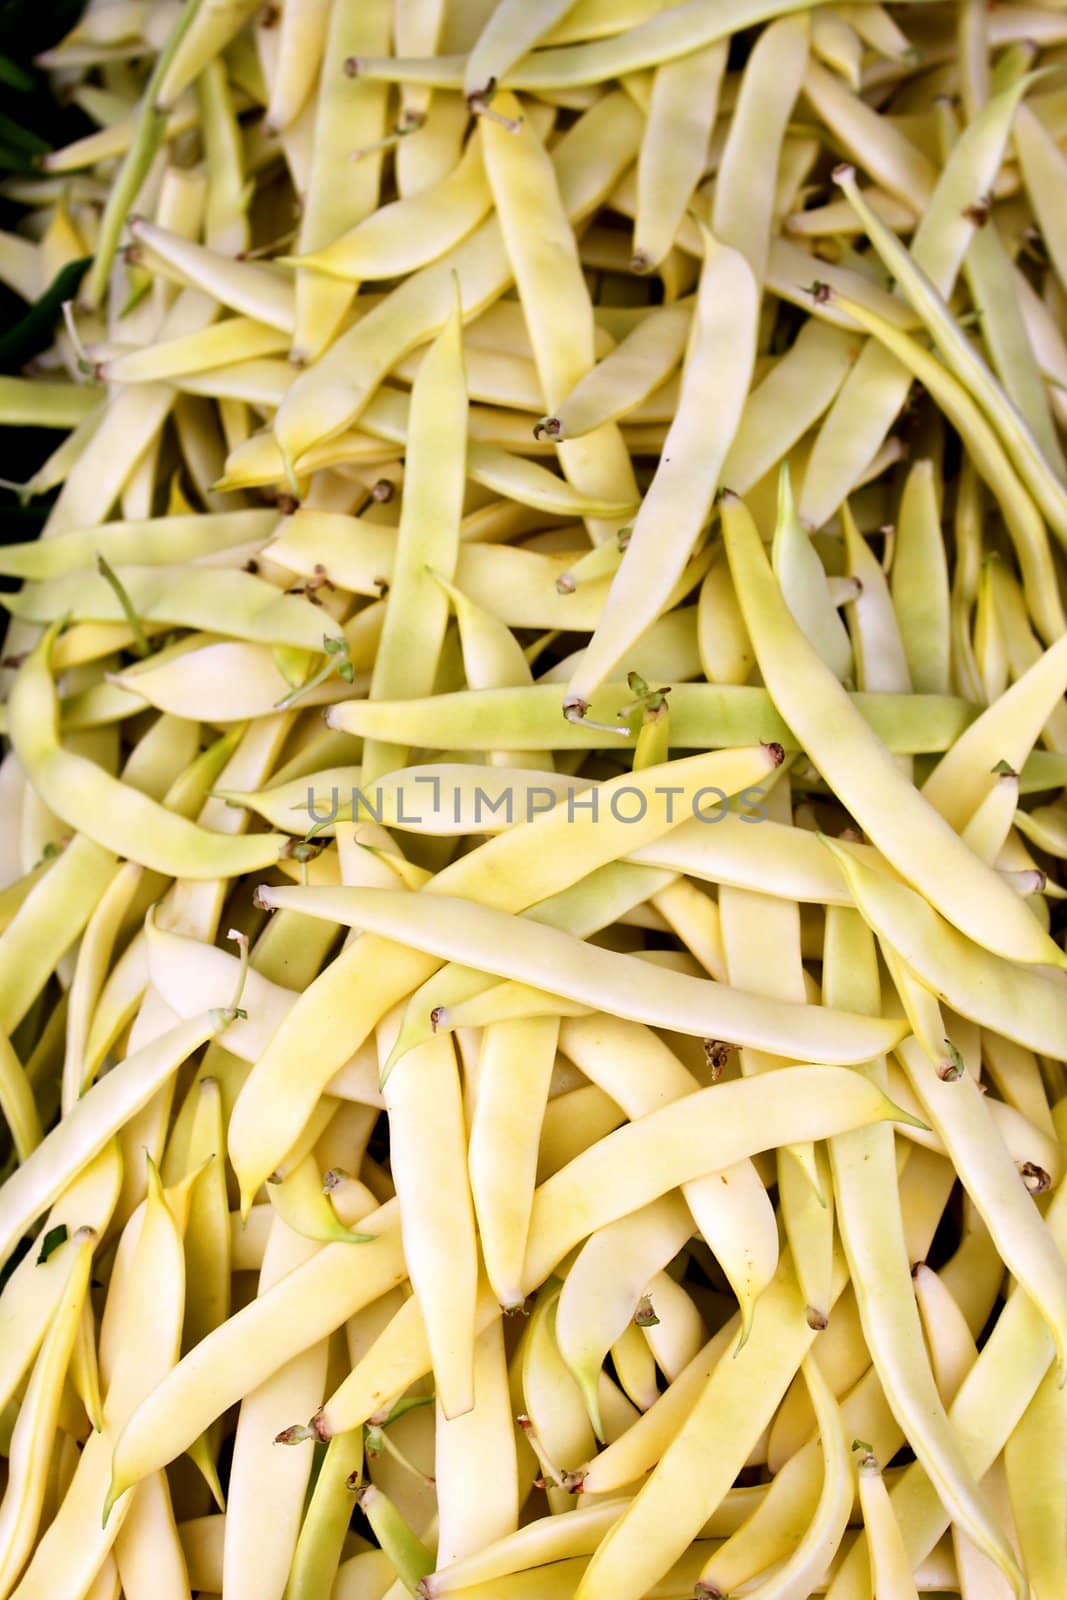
[0, 0, 90, 544]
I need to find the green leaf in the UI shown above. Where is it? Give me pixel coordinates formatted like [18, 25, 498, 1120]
[36, 1223, 68, 1265]
[0, 256, 92, 372]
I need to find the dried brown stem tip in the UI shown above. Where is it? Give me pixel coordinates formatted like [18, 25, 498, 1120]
[1020, 1162, 1052, 1194]
[703, 1040, 735, 1080]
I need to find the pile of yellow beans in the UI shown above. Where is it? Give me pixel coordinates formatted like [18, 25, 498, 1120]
[1, 3, 1067, 1598]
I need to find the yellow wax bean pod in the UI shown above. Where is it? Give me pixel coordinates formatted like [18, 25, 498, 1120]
[427, 572, 551, 770]
[0, 379, 99, 431]
[891, 974, 1067, 1381]
[841, 501, 911, 693]
[176, 1516, 225, 1594]
[425, 1501, 632, 1596]
[572, 1257, 823, 1600]
[891, 459, 951, 695]
[960, 767, 1019, 864]
[0, 1032, 41, 1163]
[114, 639, 355, 722]
[639, 1269, 707, 1381]
[464, 0, 580, 101]
[290, 130, 492, 285]
[974, 558, 1010, 705]
[6, 565, 345, 653]
[1004, 1364, 1067, 1600]
[518, 1284, 595, 1513]
[712, 16, 808, 283]
[9, 629, 287, 879]
[15, 1160, 187, 1600]
[434, 1317, 519, 1565]
[440, 983, 589, 1031]
[291, 0, 389, 362]
[982, 1033, 1055, 1139]
[773, 467, 853, 681]
[800, 72, 1032, 530]
[854, 1448, 921, 1600]
[62, 724, 234, 1106]
[0, 1010, 231, 1272]
[316, 1278, 499, 1440]
[0, 836, 118, 1037]
[564, 228, 757, 710]
[128, 219, 294, 331]
[359, 0, 827, 90]
[178, 1079, 229, 1503]
[336, 678, 973, 754]
[259, 891, 910, 1122]
[633, 42, 726, 274]
[198, 56, 248, 256]
[1015, 801, 1067, 862]
[802, 56, 936, 211]
[913, 1263, 979, 1404]
[921, 629, 1067, 828]
[144, 924, 304, 1063]
[284, 1426, 364, 1600]
[362, 298, 467, 784]
[393, 862, 674, 1054]
[113, 1473, 191, 1600]
[823, 1109, 1067, 1599]
[721, 493, 1065, 968]
[229, 744, 787, 1196]
[396, 342, 543, 411]
[155, 0, 262, 109]
[538, 302, 691, 440]
[828, 290, 1066, 645]
[264, 0, 330, 132]
[273, 90, 642, 488]
[555, 1194, 694, 1438]
[0, 509, 277, 582]
[221, 1219, 330, 1600]
[481, 89, 637, 547]
[696, 552, 755, 685]
[493, 1063, 914, 1297]
[268, 1156, 376, 1243]
[609, 1318, 657, 1415]
[378, 1020, 478, 1420]
[949, 460, 985, 706]
[233, 401, 637, 518]
[108, 1202, 405, 1497]
[963, 205, 1067, 481]
[468, 1017, 559, 1311]
[836, 164, 1067, 549]
[0, 1147, 120, 1417]
[991, 564, 1067, 750]
[229, 766, 578, 837]
[765, 1283, 868, 1469]
[823, 903, 1020, 1591]
[99, 318, 289, 383]
[392, 0, 448, 123]
[720, 318, 858, 497]
[0, 1227, 94, 1600]
[1014, 101, 1067, 324]
[823, 838, 1067, 1058]
[707, 1355, 853, 1600]
[812, 7, 861, 85]
[766, 237, 923, 331]
[0, 231, 40, 302]
[394, 89, 475, 202]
